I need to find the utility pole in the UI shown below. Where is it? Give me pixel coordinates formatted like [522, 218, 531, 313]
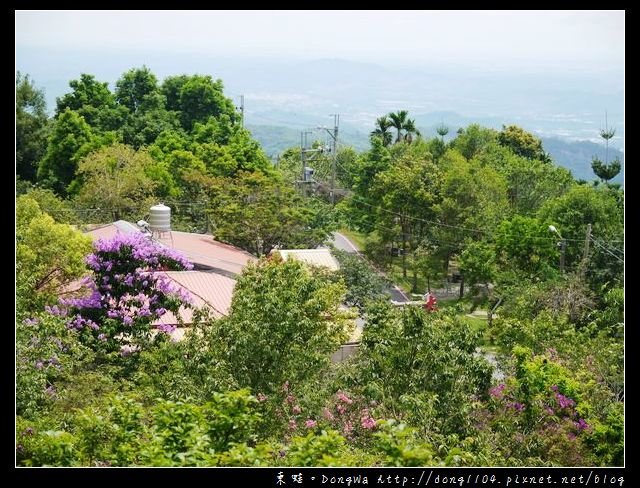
[559, 239, 566, 273]
[317, 114, 340, 204]
[330, 114, 339, 205]
[580, 223, 592, 278]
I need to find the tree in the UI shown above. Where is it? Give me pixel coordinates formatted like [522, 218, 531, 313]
[55, 73, 124, 132]
[332, 249, 387, 309]
[59, 232, 193, 353]
[16, 72, 49, 183]
[497, 125, 546, 160]
[388, 110, 409, 143]
[494, 215, 558, 278]
[370, 116, 393, 147]
[452, 124, 497, 160]
[477, 142, 573, 215]
[16, 196, 93, 311]
[37, 108, 94, 196]
[214, 256, 351, 394]
[74, 144, 159, 222]
[436, 123, 449, 142]
[402, 118, 420, 143]
[206, 171, 335, 255]
[357, 303, 492, 436]
[115, 66, 159, 114]
[175, 75, 237, 130]
[591, 115, 621, 183]
[537, 185, 623, 286]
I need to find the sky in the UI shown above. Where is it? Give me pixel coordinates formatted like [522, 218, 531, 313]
[16, 10, 625, 71]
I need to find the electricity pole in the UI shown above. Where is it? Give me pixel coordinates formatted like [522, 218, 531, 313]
[317, 114, 340, 204]
[580, 223, 592, 278]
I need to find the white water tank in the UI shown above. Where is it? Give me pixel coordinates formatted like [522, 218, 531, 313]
[149, 203, 171, 232]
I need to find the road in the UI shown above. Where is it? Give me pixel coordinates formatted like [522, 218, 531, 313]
[331, 232, 410, 303]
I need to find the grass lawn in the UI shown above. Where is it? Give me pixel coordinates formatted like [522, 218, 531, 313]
[336, 227, 368, 251]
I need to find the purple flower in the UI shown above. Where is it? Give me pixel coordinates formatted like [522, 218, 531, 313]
[23, 317, 39, 326]
[156, 324, 176, 334]
[305, 419, 317, 429]
[489, 383, 506, 399]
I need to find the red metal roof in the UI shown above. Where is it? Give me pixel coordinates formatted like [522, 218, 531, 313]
[152, 270, 236, 326]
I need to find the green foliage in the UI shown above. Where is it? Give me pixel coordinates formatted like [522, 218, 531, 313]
[207, 171, 336, 255]
[357, 303, 492, 436]
[16, 312, 92, 419]
[16, 196, 92, 310]
[115, 66, 159, 114]
[537, 185, 623, 285]
[74, 143, 159, 222]
[591, 157, 622, 184]
[497, 125, 546, 160]
[56, 73, 123, 131]
[285, 429, 347, 466]
[16, 72, 49, 182]
[214, 256, 351, 395]
[458, 241, 497, 288]
[477, 142, 573, 215]
[495, 215, 558, 278]
[38, 108, 95, 196]
[373, 420, 435, 466]
[332, 249, 388, 309]
[452, 124, 497, 160]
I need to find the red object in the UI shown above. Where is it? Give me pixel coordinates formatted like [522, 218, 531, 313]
[424, 293, 438, 312]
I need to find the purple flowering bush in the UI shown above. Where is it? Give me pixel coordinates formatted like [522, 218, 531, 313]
[55, 232, 193, 353]
[480, 346, 595, 465]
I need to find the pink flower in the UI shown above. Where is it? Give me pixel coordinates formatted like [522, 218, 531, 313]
[257, 393, 267, 402]
[286, 394, 296, 404]
[336, 404, 346, 415]
[282, 381, 290, 393]
[343, 421, 353, 435]
[360, 416, 377, 430]
[288, 419, 297, 431]
[322, 408, 334, 421]
[305, 419, 317, 429]
[336, 391, 353, 404]
[292, 405, 302, 414]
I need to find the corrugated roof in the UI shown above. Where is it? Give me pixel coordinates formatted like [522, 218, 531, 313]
[277, 249, 341, 271]
[84, 222, 254, 277]
[154, 231, 254, 277]
[85, 220, 140, 241]
[152, 270, 236, 326]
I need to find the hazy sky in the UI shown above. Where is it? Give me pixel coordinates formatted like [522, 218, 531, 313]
[16, 10, 624, 70]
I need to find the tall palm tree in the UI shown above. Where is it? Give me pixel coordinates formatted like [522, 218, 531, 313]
[389, 110, 409, 143]
[370, 115, 393, 147]
[403, 118, 420, 143]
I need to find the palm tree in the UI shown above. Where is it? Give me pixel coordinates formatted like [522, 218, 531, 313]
[403, 118, 420, 143]
[370, 116, 393, 147]
[389, 110, 409, 143]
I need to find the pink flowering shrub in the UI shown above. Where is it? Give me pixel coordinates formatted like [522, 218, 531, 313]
[55, 233, 193, 353]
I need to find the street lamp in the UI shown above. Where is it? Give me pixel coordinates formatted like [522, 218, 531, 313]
[548, 225, 566, 273]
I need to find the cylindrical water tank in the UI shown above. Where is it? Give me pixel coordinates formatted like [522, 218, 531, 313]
[149, 203, 171, 232]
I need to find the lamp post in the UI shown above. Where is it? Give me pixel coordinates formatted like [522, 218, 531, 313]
[548, 225, 566, 273]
